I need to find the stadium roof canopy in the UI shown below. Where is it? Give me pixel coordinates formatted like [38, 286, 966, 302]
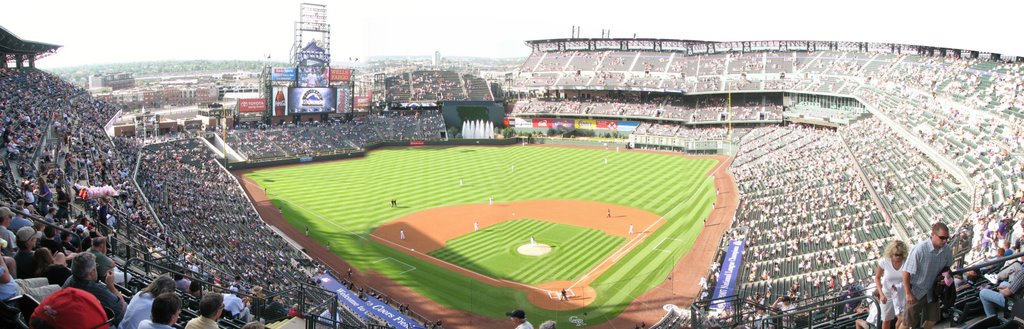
[524, 38, 1022, 62]
[0, 25, 61, 62]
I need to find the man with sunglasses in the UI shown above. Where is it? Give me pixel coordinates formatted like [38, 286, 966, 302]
[899, 222, 953, 329]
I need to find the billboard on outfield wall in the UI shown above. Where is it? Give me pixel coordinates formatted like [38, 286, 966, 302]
[271, 67, 296, 81]
[238, 98, 267, 113]
[596, 120, 618, 130]
[531, 118, 588, 130]
[288, 87, 337, 114]
[552, 119, 574, 129]
[330, 68, 352, 82]
[511, 118, 532, 128]
[574, 119, 597, 130]
[617, 121, 639, 132]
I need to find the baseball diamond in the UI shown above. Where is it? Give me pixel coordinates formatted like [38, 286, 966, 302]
[243, 145, 718, 326]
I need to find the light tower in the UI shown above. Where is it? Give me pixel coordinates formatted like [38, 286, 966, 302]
[290, 3, 330, 65]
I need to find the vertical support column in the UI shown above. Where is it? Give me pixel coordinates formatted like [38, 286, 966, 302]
[28, 56, 35, 68]
[15, 54, 24, 68]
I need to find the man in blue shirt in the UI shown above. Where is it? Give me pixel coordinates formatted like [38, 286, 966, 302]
[901, 223, 953, 329]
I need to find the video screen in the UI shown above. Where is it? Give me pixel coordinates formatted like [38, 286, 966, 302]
[288, 87, 337, 114]
[297, 66, 329, 88]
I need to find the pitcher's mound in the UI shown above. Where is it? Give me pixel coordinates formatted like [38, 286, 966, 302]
[517, 244, 552, 256]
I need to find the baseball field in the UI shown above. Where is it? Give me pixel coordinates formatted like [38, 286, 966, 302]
[244, 146, 718, 327]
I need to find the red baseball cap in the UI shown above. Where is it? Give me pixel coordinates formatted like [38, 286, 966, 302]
[31, 288, 110, 329]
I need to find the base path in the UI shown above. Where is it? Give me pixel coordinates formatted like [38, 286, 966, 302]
[370, 200, 664, 310]
[235, 145, 737, 328]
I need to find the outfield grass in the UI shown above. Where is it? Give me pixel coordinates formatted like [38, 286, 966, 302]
[429, 219, 627, 285]
[246, 146, 717, 326]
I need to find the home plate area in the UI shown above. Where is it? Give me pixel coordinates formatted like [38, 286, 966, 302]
[547, 288, 577, 300]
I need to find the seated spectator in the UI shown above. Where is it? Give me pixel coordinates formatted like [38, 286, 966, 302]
[38, 225, 62, 254]
[36, 248, 73, 285]
[174, 273, 191, 291]
[223, 292, 253, 322]
[88, 236, 130, 283]
[0, 207, 16, 255]
[29, 287, 110, 329]
[8, 207, 32, 232]
[2, 254, 59, 302]
[854, 289, 881, 329]
[63, 252, 126, 326]
[980, 263, 1024, 316]
[59, 231, 76, 253]
[122, 274, 177, 329]
[0, 256, 16, 300]
[186, 293, 224, 329]
[14, 227, 41, 278]
[188, 280, 202, 298]
[138, 292, 182, 329]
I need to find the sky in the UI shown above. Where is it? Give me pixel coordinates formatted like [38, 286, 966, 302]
[2, 0, 1022, 69]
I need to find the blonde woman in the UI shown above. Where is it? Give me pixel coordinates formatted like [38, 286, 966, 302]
[874, 240, 908, 329]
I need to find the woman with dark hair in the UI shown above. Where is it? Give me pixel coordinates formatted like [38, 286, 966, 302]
[34, 247, 72, 285]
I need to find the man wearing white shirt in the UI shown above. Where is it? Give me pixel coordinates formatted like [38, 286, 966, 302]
[223, 292, 253, 322]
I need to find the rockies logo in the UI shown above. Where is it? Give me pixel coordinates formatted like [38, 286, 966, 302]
[568, 315, 586, 327]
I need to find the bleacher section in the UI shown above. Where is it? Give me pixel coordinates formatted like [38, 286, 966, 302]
[386, 70, 494, 102]
[732, 126, 890, 299]
[227, 111, 445, 161]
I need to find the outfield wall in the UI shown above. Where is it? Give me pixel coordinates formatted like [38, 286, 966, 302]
[225, 138, 520, 170]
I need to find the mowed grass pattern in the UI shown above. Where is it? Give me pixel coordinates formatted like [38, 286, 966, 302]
[429, 219, 627, 285]
[246, 146, 717, 326]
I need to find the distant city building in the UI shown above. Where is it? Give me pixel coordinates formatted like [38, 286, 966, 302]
[95, 84, 217, 109]
[433, 51, 441, 66]
[88, 72, 136, 90]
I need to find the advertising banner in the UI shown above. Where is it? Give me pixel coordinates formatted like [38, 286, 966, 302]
[237, 98, 266, 113]
[596, 120, 618, 130]
[532, 118, 552, 129]
[354, 96, 371, 109]
[711, 240, 745, 310]
[271, 67, 296, 81]
[617, 121, 640, 132]
[314, 274, 371, 323]
[574, 119, 597, 130]
[511, 118, 532, 128]
[336, 84, 352, 114]
[288, 87, 338, 114]
[552, 119, 575, 130]
[409, 140, 425, 146]
[363, 294, 426, 329]
[330, 68, 352, 82]
[272, 87, 289, 116]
